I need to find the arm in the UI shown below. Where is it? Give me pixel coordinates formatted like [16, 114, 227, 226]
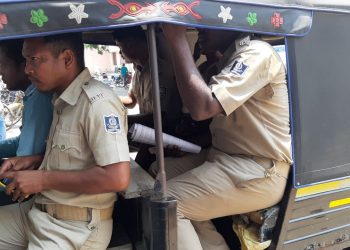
[120, 91, 137, 109]
[43, 162, 130, 193]
[120, 72, 139, 109]
[162, 25, 223, 121]
[0, 154, 44, 176]
[3, 162, 130, 201]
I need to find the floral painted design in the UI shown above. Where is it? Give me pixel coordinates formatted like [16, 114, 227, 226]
[30, 9, 48, 27]
[246, 12, 257, 26]
[0, 13, 7, 29]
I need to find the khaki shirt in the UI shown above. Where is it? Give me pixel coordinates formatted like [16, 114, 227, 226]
[209, 37, 292, 163]
[35, 68, 130, 209]
[130, 62, 153, 114]
[130, 58, 182, 122]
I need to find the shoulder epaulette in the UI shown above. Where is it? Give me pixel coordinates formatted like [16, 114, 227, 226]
[82, 79, 106, 104]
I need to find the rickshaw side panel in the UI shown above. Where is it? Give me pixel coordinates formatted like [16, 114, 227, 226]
[269, 10, 350, 250]
[288, 11, 350, 187]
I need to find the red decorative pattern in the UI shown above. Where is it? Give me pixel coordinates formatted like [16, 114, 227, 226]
[161, 1, 201, 19]
[107, 0, 201, 20]
[108, 0, 156, 19]
[271, 12, 283, 29]
[0, 13, 8, 29]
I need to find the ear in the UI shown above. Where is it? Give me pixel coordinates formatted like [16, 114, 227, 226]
[61, 49, 75, 69]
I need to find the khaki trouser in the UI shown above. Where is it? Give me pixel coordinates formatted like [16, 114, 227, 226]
[149, 148, 290, 250]
[0, 199, 113, 250]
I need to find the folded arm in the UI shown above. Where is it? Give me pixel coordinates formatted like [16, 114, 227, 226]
[2, 161, 130, 201]
[162, 24, 223, 121]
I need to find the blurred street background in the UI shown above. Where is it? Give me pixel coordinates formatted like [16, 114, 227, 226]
[6, 84, 139, 140]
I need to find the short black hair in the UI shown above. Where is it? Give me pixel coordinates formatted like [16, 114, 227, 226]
[0, 39, 25, 66]
[42, 32, 85, 70]
[112, 26, 146, 42]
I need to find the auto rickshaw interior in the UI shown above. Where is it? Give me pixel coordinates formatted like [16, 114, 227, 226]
[102, 14, 350, 249]
[79, 24, 291, 250]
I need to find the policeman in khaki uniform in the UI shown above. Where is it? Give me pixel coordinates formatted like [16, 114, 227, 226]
[114, 27, 182, 131]
[0, 33, 130, 249]
[153, 25, 292, 250]
[128, 56, 179, 117]
[114, 27, 182, 169]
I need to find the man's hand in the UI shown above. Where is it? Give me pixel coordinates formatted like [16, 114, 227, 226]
[3, 170, 45, 202]
[0, 155, 43, 178]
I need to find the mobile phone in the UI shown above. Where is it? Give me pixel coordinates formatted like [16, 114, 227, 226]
[0, 178, 11, 191]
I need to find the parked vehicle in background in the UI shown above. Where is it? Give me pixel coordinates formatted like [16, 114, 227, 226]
[2, 92, 24, 130]
[0, 83, 23, 130]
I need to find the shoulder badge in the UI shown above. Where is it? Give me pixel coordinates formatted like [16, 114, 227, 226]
[230, 60, 249, 76]
[104, 114, 121, 133]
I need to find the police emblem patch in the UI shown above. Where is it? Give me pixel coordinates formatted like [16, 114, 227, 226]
[230, 60, 249, 76]
[104, 115, 121, 133]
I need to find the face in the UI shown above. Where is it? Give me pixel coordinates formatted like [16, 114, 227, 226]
[0, 51, 28, 91]
[197, 29, 240, 54]
[116, 39, 145, 64]
[22, 38, 67, 93]
[119, 49, 132, 64]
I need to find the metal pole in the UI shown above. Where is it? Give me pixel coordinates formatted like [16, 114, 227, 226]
[143, 24, 177, 250]
[147, 24, 167, 199]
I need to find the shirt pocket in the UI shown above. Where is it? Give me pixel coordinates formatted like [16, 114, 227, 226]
[49, 131, 82, 170]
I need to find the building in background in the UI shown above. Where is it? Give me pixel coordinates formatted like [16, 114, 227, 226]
[84, 45, 134, 75]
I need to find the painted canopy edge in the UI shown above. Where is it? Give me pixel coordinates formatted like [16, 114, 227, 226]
[0, 0, 312, 39]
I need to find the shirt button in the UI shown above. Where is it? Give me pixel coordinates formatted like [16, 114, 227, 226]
[56, 110, 61, 115]
[84, 82, 89, 85]
[60, 145, 65, 150]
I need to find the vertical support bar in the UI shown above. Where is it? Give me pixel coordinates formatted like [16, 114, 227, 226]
[147, 24, 167, 198]
[144, 24, 177, 250]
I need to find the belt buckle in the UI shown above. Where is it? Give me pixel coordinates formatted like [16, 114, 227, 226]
[45, 204, 57, 218]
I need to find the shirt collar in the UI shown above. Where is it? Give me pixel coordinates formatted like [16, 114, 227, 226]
[136, 60, 149, 73]
[24, 84, 36, 97]
[57, 68, 92, 106]
[216, 35, 251, 70]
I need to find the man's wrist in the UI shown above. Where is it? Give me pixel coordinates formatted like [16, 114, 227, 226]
[33, 155, 44, 170]
[41, 170, 50, 190]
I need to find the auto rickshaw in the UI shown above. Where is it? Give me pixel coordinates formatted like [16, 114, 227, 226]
[0, 0, 350, 249]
